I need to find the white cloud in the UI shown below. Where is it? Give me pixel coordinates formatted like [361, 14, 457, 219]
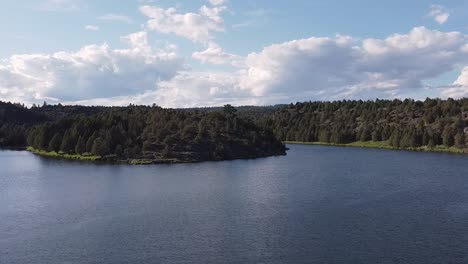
[428, 5, 450, 24]
[98, 14, 134, 24]
[69, 71, 255, 108]
[235, 27, 468, 102]
[1, 26, 467, 107]
[192, 42, 243, 67]
[140, 4, 226, 43]
[147, 71, 251, 107]
[454, 68, 468, 86]
[440, 67, 468, 98]
[85, 25, 99, 31]
[208, 0, 226, 6]
[0, 32, 183, 104]
[69, 27, 467, 107]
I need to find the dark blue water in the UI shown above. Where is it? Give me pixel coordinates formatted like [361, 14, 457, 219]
[1, 145, 468, 264]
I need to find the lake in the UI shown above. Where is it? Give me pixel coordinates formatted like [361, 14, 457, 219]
[1, 145, 468, 264]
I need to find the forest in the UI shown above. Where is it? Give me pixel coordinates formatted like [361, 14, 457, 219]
[258, 98, 468, 151]
[0, 102, 286, 163]
[1, 97, 468, 163]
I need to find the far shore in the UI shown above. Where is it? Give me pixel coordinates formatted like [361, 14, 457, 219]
[284, 141, 468, 155]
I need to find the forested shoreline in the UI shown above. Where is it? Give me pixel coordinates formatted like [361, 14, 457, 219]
[259, 98, 468, 152]
[1, 98, 468, 164]
[0, 102, 286, 163]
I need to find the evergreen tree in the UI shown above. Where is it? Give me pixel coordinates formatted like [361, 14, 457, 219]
[454, 132, 465, 148]
[60, 130, 76, 153]
[48, 133, 62, 152]
[75, 136, 86, 154]
[91, 137, 108, 156]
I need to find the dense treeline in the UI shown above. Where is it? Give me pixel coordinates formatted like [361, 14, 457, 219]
[2, 98, 468, 160]
[261, 98, 468, 150]
[0, 102, 127, 148]
[25, 105, 286, 163]
[0, 102, 48, 147]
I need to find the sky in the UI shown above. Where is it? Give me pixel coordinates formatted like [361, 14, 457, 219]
[0, 0, 467, 107]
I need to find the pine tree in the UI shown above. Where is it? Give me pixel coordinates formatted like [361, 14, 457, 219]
[442, 125, 454, 147]
[60, 130, 76, 153]
[91, 137, 108, 156]
[454, 132, 465, 148]
[75, 136, 86, 154]
[48, 133, 62, 152]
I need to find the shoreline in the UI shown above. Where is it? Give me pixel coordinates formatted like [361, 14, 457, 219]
[24, 146, 287, 165]
[27, 147, 103, 161]
[26, 147, 191, 164]
[0, 146, 27, 151]
[284, 141, 468, 155]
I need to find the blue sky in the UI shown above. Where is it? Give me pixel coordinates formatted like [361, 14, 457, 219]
[0, 0, 467, 106]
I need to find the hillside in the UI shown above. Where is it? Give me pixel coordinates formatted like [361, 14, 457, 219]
[260, 98, 468, 152]
[25, 105, 286, 164]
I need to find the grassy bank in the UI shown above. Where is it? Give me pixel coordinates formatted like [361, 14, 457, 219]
[26, 147, 101, 161]
[27, 147, 188, 165]
[284, 141, 467, 154]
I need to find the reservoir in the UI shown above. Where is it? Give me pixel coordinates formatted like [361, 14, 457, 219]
[1, 145, 468, 263]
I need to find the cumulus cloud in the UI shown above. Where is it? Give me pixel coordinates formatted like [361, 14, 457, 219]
[440, 67, 468, 98]
[1, 26, 467, 107]
[457, 68, 468, 86]
[192, 42, 244, 67]
[85, 25, 99, 31]
[69, 71, 255, 107]
[237, 27, 468, 102]
[428, 5, 450, 24]
[73, 27, 467, 107]
[140, 4, 226, 43]
[0, 32, 183, 104]
[147, 71, 252, 107]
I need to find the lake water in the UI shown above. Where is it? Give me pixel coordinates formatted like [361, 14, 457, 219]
[1, 145, 468, 264]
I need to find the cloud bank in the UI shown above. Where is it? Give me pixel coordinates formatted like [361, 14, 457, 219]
[0, 2, 467, 107]
[0, 32, 183, 104]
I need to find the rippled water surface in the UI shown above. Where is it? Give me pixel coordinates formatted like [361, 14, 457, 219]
[1, 145, 468, 264]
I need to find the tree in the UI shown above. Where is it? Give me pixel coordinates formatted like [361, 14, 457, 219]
[223, 104, 237, 116]
[60, 130, 76, 153]
[454, 132, 465, 148]
[318, 129, 330, 143]
[75, 136, 86, 154]
[48, 133, 62, 152]
[91, 137, 108, 156]
[442, 125, 454, 147]
[371, 128, 382, 141]
[86, 132, 97, 153]
[390, 129, 401, 148]
[360, 128, 371, 142]
[427, 138, 435, 149]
